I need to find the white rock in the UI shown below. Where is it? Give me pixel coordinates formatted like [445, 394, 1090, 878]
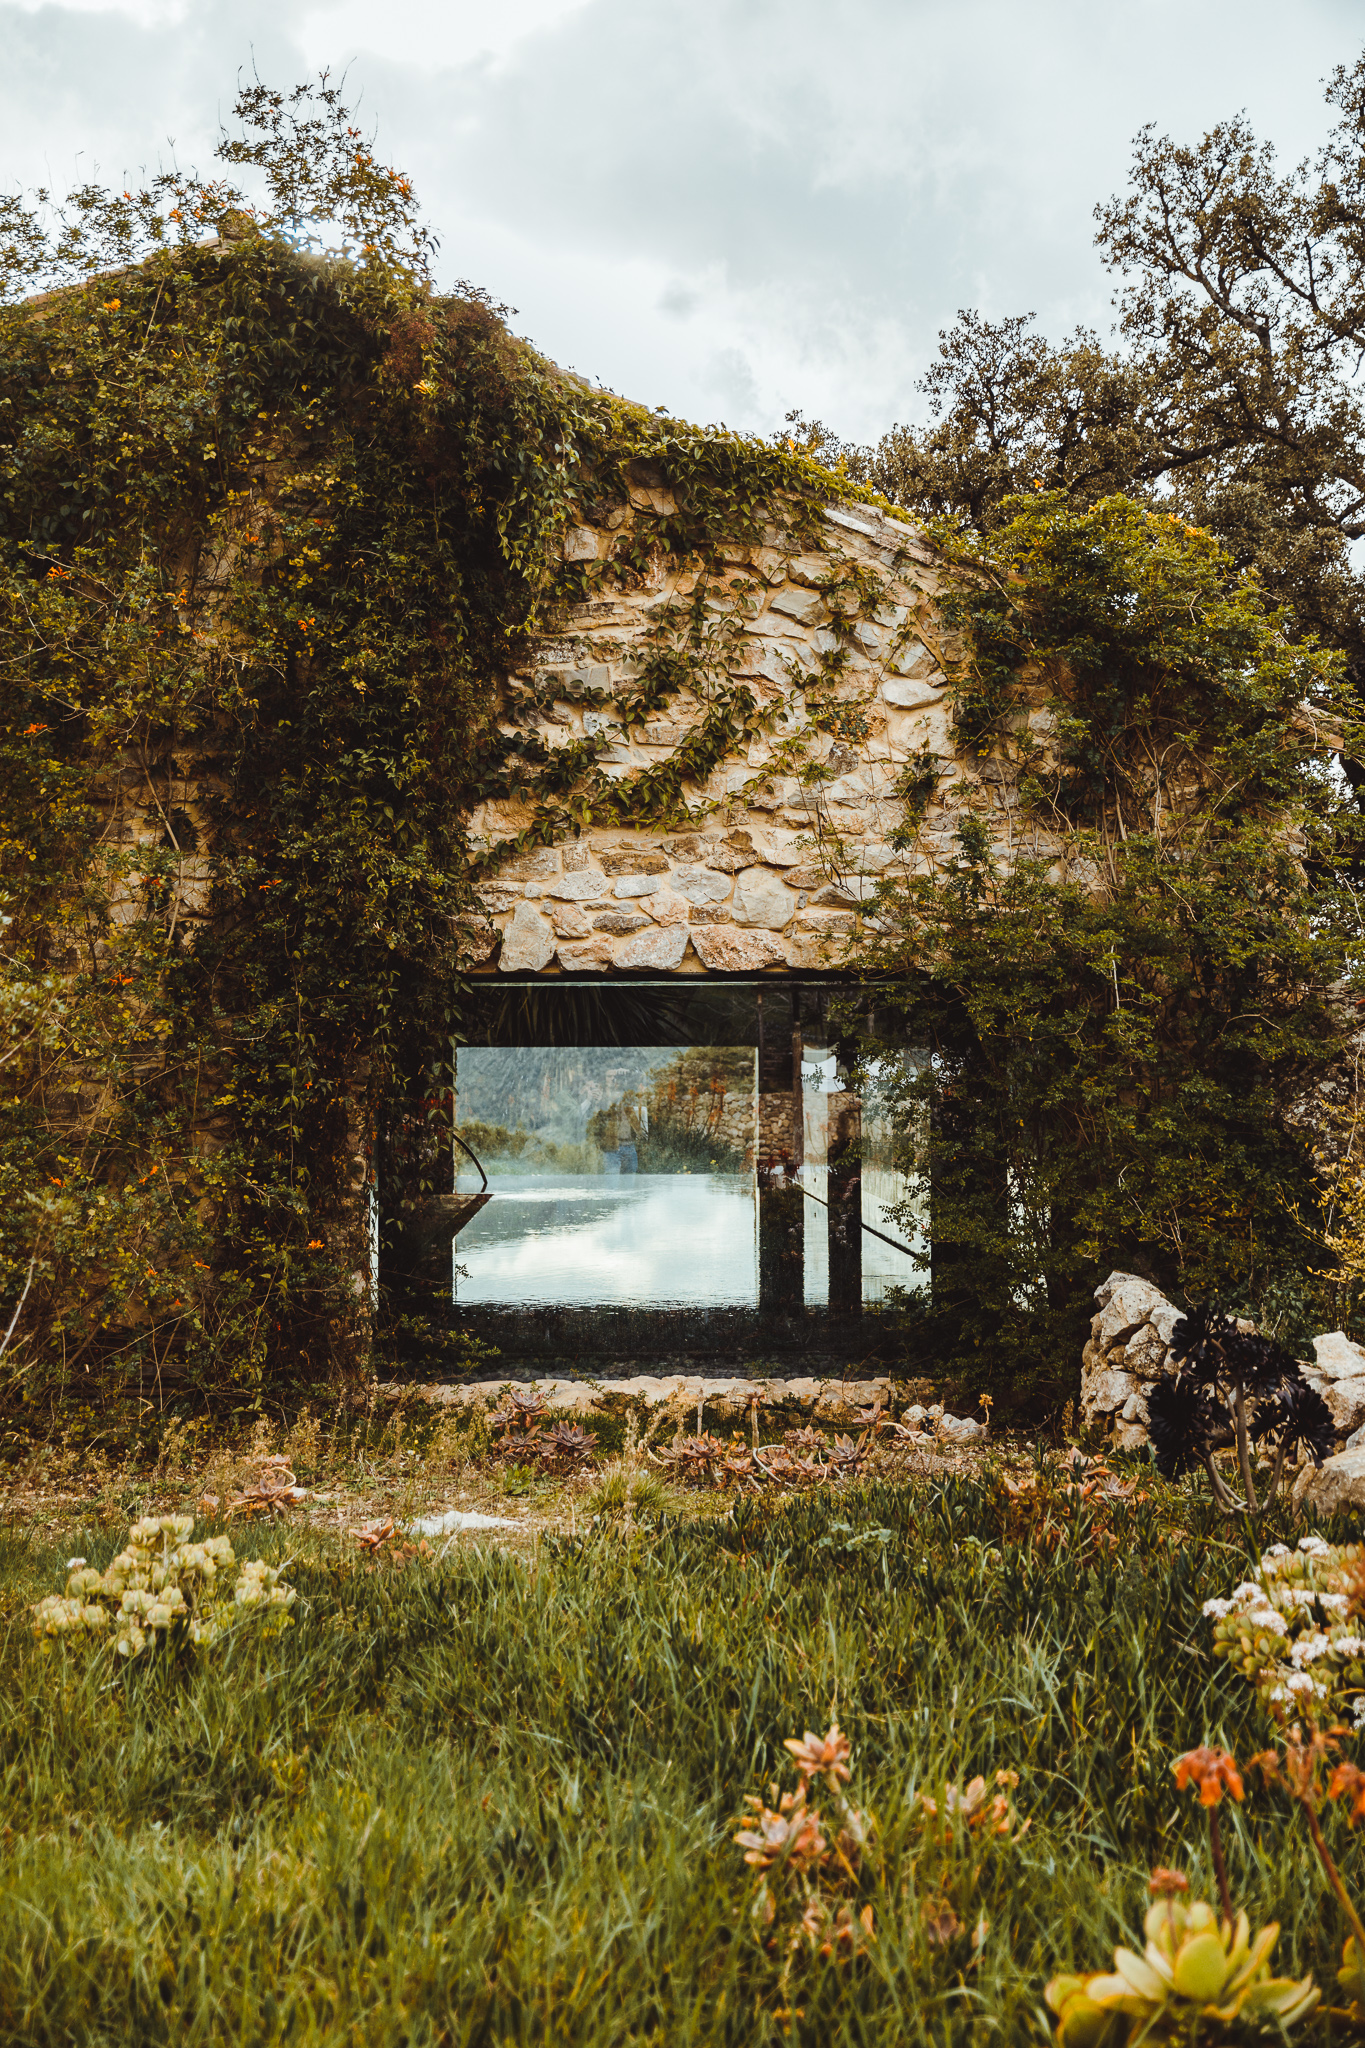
[645, 889, 691, 926]
[1295, 1446, 1365, 1517]
[546, 872, 609, 900]
[881, 676, 944, 710]
[498, 901, 555, 973]
[613, 925, 689, 971]
[1312, 1331, 1365, 1381]
[938, 1413, 985, 1443]
[1318, 1374, 1365, 1435]
[555, 938, 614, 973]
[1149, 1303, 1182, 1347]
[1093, 1272, 1169, 1348]
[563, 527, 598, 562]
[409, 1509, 520, 1535]
[768, 586, 828, 626]
[672, 865, 732, 906]
[733, 866, 798, 929]
[1082, 1367, 1141, 1419]
[614, 874, 659, 898]
[689, 927, 786, 972]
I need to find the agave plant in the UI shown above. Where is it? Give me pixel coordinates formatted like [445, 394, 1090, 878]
[1046, 1893, 1317, 2045]
[538, 1421, 598, 1473]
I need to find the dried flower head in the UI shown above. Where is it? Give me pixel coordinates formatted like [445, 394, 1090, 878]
[1149, 1867, 1190, 1898]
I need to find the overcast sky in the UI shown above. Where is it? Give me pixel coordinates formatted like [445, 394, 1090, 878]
[4, 0, 1364, 442]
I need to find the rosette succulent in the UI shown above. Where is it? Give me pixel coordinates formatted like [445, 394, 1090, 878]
[1204, 1536, 1365, 1723]
[30, 1515, 294, 1660]
[1046, 1897, 1317, 2045]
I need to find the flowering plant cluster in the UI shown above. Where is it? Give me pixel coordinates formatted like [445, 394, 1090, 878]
[32, 1515, 295, 1659]
[734, 1724, 876, 1964]
[1203, 1536, 1365, 1724]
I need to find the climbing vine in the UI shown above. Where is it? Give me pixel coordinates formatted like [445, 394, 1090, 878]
[0, 76, 917, 1400]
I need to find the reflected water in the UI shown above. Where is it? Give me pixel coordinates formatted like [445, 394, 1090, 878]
[452, 1172, 758, 1308]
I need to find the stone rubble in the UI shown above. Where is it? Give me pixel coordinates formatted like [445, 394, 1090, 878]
[381, 1373, 985, 1440]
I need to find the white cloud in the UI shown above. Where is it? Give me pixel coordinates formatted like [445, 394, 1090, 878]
[2, 0, 1363, 438]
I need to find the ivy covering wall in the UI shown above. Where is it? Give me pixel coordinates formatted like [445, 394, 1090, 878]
[0, 81, 865, 1401]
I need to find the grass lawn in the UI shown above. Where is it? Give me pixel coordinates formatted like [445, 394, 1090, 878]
[1, 1455, 1361, 2045]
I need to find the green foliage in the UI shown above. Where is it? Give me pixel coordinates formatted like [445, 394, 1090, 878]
[0, 79, 616, 1395]
[1, 1474, 1362, 2044]
[853, 495, 1353, 1398]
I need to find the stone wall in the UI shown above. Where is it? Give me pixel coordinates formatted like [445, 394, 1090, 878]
[460, 498, 1064, 979]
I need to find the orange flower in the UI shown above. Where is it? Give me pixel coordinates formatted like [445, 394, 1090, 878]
[24, 723, 48, 734]
[1328, 1761, 1365, 1826]
[1173, 1746, 1245, 1807]
[784, 1724, 852, 1786]
[1150, 1867, 1190, 1897]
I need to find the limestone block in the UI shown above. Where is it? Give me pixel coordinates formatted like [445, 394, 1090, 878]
[882, 676, 944, 710]
[476, 888, 521, 913]
[1318, 1374, 1365, 1435]
[614, 925, 690, 971]
[749, 775, 804, 811]
[1149, 1303, 1182, 1347]
[1093, 1272, 1169, 1349]
[501, 848, 559, 880]
[811, 878, 878, 907]
[555, 938, 613, 973]
[768, 587, 828, 627]
[601, 851, 670, 875]
[703, 847, 752, 874]
[785, 930, 849, 970]
[747, 828, 805, 867]
[614, 875, 660, 898]
[1112, 1419, 1151, 1453]
[562, 841, 591, 871]
[1312, 1332, 1365, 1381]
[549, 903, 593, 939]
[593, 910, 651, 934]
[1124, 1325, 1169, 1375]
[497, 901, 555, 973]
[547, 872, 608, 901]
[784, 864, 834, 891]
[689, 907, 734, 924]
[690, 926, 786, 972]
[733, 866, 798, 929]
[1081, 1367, 1142, 1424]
[645, 890, 691, 926]
[564, 526, 598, 561]
[937, 1413, 986, 1443]
[673, 865, 733, 906]
[787, 554, 828, 587]
[1294, 1446, 1365, 1517]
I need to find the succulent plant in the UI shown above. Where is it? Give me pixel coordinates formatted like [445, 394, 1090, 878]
[1046, 1897, 1317, 2045]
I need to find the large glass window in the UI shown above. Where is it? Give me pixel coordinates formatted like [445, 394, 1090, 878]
[453, 1044, 759, 1308]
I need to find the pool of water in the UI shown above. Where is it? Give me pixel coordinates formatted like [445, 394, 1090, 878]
[452, 1172, 759, 1308]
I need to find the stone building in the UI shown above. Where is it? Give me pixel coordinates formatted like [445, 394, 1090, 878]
[441, 481, 1057, 1371]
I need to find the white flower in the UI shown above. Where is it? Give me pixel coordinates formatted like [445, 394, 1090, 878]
[1299, 1536, 1332, 1556]
[1291, 1633, 1331, 1666]
[1203, 1598, 1235, 1619]
[1265, 1544, 1292, 1559]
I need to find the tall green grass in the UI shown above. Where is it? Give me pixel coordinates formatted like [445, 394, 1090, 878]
[0, 1478, 1359, 2045]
